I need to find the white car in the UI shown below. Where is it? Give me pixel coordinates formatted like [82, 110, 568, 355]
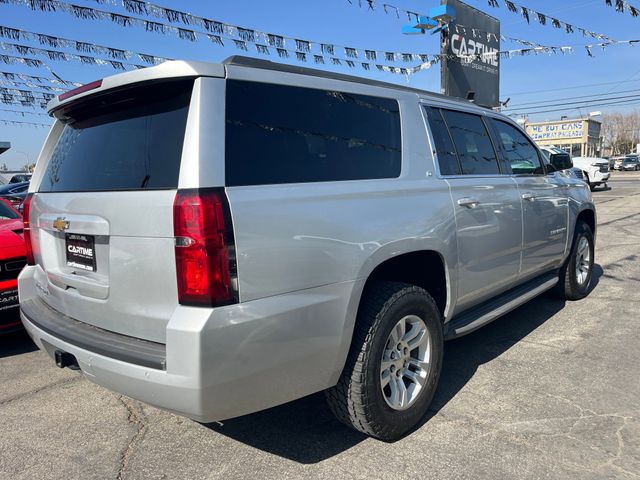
[572, 157, 610, 190]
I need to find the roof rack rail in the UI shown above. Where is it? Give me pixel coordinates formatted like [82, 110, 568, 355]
[222, 55, 480, 107]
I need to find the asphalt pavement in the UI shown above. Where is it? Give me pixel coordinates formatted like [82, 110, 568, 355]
[1, 172, 639, 480]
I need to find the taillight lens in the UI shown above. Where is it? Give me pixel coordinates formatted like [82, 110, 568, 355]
[173, 188, 237, 307]
[23, 193, 35, 265]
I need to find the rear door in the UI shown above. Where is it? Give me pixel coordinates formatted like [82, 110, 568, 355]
[424, 106, 522, 309]
[28, 80, 194, 343]
[488, 118, 568, 277]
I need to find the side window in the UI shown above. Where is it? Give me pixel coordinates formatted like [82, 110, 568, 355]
[490, 119, 544, 175]
[225, 81, 402, 186]
[440, 110, 500, 175]
[424, 106, 461, 175]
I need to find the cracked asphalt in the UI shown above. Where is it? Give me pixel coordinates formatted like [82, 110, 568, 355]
[1, 172, 639, 480]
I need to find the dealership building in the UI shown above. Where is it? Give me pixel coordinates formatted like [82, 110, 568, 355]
[524, 118, 603, 158]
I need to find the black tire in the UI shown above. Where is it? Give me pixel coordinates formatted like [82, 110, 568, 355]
[584, 173, 595, 191]
[325, 282, 443, 441]
[554, 221, 595, 300]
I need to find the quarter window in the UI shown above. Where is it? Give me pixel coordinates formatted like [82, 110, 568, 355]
[440, 110, 500, 175]
[225, 81, 402, 186]
[490, 119, 544, 175]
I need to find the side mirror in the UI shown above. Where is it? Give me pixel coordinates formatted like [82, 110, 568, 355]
[550, 155, 573, 171]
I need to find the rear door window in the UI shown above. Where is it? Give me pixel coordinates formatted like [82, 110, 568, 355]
[441, 110, 500, 175]
[489, 119, 544, 175]
[424, 106, 461, 175]
[39, 80, 193, 192]
[225, 80, 402, 186]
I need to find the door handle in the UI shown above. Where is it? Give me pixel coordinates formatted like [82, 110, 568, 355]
[457, 197, 480, 208]
[521, 192, 536, 201]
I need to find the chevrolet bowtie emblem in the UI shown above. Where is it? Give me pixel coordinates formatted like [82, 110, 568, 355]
[53, 217, 70, 232]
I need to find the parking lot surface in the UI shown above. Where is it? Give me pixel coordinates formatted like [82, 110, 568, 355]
[1, 172, 639, 480]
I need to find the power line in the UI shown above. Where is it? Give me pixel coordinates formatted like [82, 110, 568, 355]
[504, 78, 640, 96]
[509, 97, 640, 116]
[507, 88, 640, 108]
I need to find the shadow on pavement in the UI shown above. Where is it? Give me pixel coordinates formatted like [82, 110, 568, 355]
[206, 266, 603, 463]
[0, 328, 37, 359]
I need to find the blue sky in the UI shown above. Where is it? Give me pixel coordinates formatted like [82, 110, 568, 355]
[1, 0, 639, 169]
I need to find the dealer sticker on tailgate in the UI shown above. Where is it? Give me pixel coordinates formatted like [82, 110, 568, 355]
[65, 233, 96, 272]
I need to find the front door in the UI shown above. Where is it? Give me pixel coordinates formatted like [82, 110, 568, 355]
[487, 118, 569, 277]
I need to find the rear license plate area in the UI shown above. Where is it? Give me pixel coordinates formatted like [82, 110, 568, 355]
[65, 234, 96, 272]
[0, 289, 18, 311]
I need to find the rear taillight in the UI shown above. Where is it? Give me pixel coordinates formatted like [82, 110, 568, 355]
[23, 193, 35, 265]
[173, 188, 237, 307]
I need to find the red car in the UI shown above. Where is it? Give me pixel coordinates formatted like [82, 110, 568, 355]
[0, 198, 26, 333]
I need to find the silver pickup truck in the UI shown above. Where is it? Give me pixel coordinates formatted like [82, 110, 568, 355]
[18, 56, 596, 441]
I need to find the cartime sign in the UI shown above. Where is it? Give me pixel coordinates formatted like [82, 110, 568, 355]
[441, 0, 500, 108]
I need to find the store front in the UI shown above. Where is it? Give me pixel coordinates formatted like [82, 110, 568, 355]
[525, 118, 602, 158]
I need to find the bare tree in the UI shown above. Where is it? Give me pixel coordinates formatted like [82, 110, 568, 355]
[602, 111, 640, 155]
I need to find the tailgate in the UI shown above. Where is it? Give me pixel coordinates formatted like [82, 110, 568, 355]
[28, 79, 194, 343]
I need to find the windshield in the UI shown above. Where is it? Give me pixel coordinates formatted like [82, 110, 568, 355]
[39, 80, 193, 193]
[0, 200, 20, 220]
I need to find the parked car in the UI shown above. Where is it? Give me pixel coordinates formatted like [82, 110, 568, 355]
[611, 155, 626, 170]
[620, 155, 640, 171]
[0, 198, 26, 333]
[9, 173, 31, 183]
[0, 181, 29, 197]
[570, 157, 610, 190]
[18, 57, 596, 441]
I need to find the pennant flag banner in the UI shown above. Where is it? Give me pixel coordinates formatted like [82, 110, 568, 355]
[0, 107, 50, 117]
[0, 77, 66, 92]
[0, 41, 150, 70]
[482, 0, 615, 41]
[2, 0, 433, 74]
[0, 25, 170, 65]
[604, 0, 640, 17]
[0, 118, 52, 127]
[0, 69, 75, 87]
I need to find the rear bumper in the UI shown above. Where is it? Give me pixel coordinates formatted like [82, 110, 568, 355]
[19, 265, 358, 422]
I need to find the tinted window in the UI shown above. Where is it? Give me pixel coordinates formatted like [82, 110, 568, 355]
[490, 119, 543, 174]
[39, 80, 193, 192]
[225, 81, 401, 186]
[424, 107, 460, 175]
[0, 200, 19, 220]
[441, 110, 500, 175]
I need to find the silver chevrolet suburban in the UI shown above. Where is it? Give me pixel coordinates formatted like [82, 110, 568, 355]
[18, 56, 596, 441]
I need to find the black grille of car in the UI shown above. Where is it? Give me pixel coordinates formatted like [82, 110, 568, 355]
[0, 257, 26, 282]
[599, 165, 609, 173]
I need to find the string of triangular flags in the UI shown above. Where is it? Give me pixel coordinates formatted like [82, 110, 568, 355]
[603, 0, 640, 17]
[0, 85, 55, 108]
[0, 69, 76, 88]
[346, 0, 615, 41]
[2, 0, 435, 74]
[0, 25, 169, 67]
[0, 118, 51, 127]
[0, 77, 66, 92]
[0, 107, 50, 117]
[482, 0, 614, 41]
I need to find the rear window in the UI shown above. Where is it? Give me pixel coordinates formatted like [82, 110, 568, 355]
[39, 80, 193, 193]
[225, 80, 402, 186]
[441, 110, 500, 175]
